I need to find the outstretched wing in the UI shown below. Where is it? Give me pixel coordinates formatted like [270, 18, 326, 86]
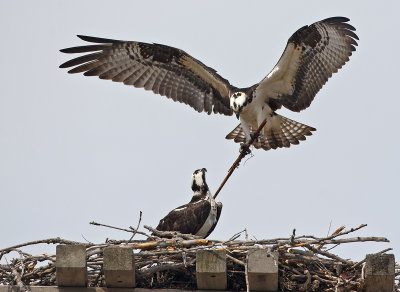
[156, 200, 211, 236]
[255, 17, 358, 112]
[60, 35, 234, 115]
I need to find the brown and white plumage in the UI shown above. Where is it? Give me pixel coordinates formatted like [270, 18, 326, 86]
[60, 17, 358, 151]
[60, 35, 233, 116]
[156, 168, 222, 238]
[254, 16, 358, 112]
[225, 114, 315, 151]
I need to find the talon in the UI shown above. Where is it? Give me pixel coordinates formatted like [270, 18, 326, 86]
[250, 133, 263, 143]
[240, 143, 252, 155]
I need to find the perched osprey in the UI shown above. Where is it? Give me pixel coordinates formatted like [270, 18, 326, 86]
[60, 17, 358, 151]
[156, 168, 222, 238]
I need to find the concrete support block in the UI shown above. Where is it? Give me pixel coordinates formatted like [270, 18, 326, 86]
[196, 250, 227, 290]
[247, 249, 278, 291]
[364, 253, 395, 292]
[56, 245, 87, 287]
[103, 246, 135, 287]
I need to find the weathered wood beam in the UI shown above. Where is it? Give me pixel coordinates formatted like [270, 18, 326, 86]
[364, 253, 395, 292]
[56, 245, 87, 287]
[103, 246, 135, 287]
[247, 249, 278, 291]
[196, 250, 227, 290]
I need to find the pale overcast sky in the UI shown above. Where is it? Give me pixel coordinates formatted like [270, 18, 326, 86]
[1, 1, 399, 262]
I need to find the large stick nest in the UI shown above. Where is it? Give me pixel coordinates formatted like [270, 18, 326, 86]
[0, 223, 399, 291]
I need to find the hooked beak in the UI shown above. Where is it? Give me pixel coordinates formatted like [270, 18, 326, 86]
[202, 168, 207, 173]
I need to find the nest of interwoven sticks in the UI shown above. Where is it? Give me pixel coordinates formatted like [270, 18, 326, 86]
[0, 223, 398, 292]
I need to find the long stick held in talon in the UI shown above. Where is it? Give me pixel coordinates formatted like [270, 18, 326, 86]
[213, 118, 267, 200]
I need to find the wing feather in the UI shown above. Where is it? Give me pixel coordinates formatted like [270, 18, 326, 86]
[143, 70, 158, 91]
[60, 45, 111, 54]
[255, 17, 358, 112]
[225, 115, 315, 151]
[156, 200, 211, 235]
[59, 52, 102, 68]
[60, 36, 234, 115]
[67, 60, 99, 74]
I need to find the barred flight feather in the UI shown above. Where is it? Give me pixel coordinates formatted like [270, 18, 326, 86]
[226, 115, 315, 151]
[60, 37, 233, 116]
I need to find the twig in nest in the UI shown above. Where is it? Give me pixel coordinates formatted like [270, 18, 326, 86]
[327, 220, 333, 237]
[0, 238, 89, 256]
[5, 257, 27, 292]
[277, 224, 370, 250]
[81, 234, 93, 244]
[90, 221, 150, 238]
[299, 269, 311, 291]
[318, 225, 345, 250]
[182, 251, 187, 268]
[90, 221, 133, 233]
[325, 243, 340, 252]
[227, 254, 245, 266]
[144, 225, 203, 240]
[128, 211, 143, 243]
[213, 118, 267, 200]
[225, 229, 248, 243]
[290, 228, 296, 245]
[138, 259, 196, 275]
[92, 269, 103, 287]
[305, 244, 348, 263]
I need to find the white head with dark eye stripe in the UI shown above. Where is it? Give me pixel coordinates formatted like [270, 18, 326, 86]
[191, 168, 208, 194]
[230, 92, 250, 118]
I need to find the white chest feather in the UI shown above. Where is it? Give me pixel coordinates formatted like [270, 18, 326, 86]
[239, 99, 273, 141]
[195, 193, 217, 237]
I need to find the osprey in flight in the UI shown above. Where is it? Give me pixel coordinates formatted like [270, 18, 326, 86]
[156, 168, 222, 238]
[60, 17, 358, 151]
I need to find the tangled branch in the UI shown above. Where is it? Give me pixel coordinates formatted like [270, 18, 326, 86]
[0, 221, 397, 291]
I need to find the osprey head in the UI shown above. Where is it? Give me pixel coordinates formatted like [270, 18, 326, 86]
[230, 91, 249, 119]
[191, 168, 208, 193]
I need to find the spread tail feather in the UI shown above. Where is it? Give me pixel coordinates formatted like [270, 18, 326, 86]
[225, 115, 316, 151]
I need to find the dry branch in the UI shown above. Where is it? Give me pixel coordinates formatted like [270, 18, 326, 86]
[213, 118, 268, 199]
[0, 238, 89, 256]
[127, 210, 143, 243]
[144, 225, 203, 240]
[8, 260, 27, 291]
[0, 222, 396, 291]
